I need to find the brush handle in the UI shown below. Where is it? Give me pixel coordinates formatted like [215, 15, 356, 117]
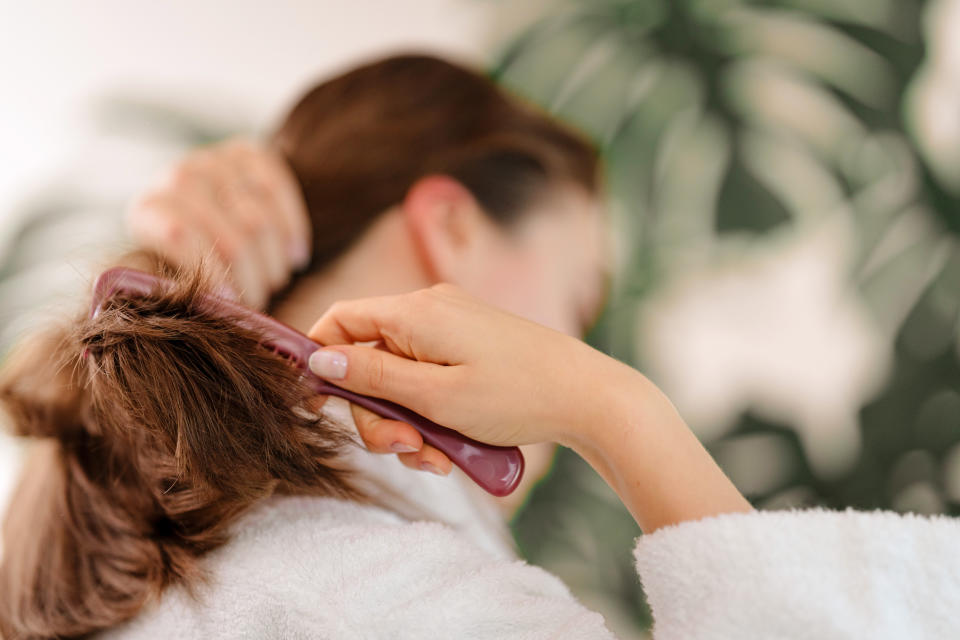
[310, 380, 524, 497]
[92, 267, 525, 497]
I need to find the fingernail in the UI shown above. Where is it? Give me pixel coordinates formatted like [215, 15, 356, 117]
[390, 442, 420, 453]
[309, 349, 347, 379]
[289, 242, 310, 270]
[420, 461, 447, 476]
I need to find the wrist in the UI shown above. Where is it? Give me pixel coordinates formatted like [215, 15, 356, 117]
[554, 349, 752, 532]
[553, 346, 656, 455]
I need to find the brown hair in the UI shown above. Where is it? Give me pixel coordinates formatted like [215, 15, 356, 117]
[272, 53, 599, 271]
[0, 253, 364, 639]
[0, 53, 598, 639]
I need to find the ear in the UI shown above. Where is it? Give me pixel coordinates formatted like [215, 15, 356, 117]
[401, 175, 492, 284]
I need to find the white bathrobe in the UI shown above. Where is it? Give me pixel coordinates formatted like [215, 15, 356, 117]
[98, 398, 960, 639]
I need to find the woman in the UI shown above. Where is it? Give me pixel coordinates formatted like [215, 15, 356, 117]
[126, 54, 960, 638]
[124, 52, 607, 512]
[303, 284, 960, 639]
[2, 53, 955, 640]
[120, 54, 960, 638]
[1, 53, 612, 638]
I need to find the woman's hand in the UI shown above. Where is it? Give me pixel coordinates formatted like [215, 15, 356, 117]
[306, 283, 618, 452]
[125, 139, 445, 475]
[126, 138, 311, 309]
[306, 283, 634, 476]
[307, 283, 753, 531]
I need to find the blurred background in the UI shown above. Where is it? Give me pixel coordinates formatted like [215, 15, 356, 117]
[2, 1, 960, 637]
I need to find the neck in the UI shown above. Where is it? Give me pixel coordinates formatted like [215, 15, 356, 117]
[270, 208, 432, 334]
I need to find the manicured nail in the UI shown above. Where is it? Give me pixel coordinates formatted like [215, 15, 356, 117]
[290, 242, 311, 269]
[420, 461, 447, 476]
[309, 349, 347, 379]
[390, 442, 420, 453]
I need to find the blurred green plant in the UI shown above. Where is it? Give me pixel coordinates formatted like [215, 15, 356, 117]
[2, 3, 959, 636]
[498, 0, 960, 635]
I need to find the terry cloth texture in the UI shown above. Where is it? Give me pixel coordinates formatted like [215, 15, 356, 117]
[98, 398, 960, 638]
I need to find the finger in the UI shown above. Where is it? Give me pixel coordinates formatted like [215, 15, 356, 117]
[167, 148, 271, 306]
[227, 252, 270, 309]
[350, 403, 423, 454]
[126, 193, 232, 286]
[262, 223, 292, 291]
[188, 162, 274, 307]
[307, 344, 449, 417]
[213, 177, 286, 300]
[308, 292, 467, 366]
[239, 141, 312, 268]
[308, 294, 405, 345]
[397, 444, 453, 476]
[307, 293, 434, 358]
[218, 145, 292, 290]
[153, 161, 267, 304]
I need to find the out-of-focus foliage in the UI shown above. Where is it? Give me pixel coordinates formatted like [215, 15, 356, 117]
[2, 2, 959, 637]
[499, 0, 960, 636]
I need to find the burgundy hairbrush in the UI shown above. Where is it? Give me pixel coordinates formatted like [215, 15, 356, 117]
[90, 267, 524, 497]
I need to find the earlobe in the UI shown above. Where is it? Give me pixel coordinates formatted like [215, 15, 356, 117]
[401, 175, 481, 284]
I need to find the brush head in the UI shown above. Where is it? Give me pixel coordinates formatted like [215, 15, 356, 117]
[90, 266, 524, 496]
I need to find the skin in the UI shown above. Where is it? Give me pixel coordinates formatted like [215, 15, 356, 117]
[130, 139, 753, 530]
[307, 284, 753, 532]
[127, 138, 611, 514]
[127, 139, 312, 308]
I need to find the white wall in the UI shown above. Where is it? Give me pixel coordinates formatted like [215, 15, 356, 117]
[0, 0, 522, 224]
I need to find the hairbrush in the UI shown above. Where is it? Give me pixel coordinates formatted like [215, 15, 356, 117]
[90, 267, 524, 497]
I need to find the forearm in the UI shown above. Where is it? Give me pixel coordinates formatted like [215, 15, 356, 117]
[306, 285, 754, 527]
[559, 357, 752, 533]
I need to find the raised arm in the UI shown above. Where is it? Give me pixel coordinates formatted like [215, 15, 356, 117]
[305, 282, 752, 532]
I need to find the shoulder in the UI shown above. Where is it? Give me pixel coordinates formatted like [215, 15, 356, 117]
[231, 496, 612, 638]
[634, 508, 960, 639]
[105, 495, 613, 639]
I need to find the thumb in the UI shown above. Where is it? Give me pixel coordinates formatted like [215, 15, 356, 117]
[308, 345, 446, 416]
